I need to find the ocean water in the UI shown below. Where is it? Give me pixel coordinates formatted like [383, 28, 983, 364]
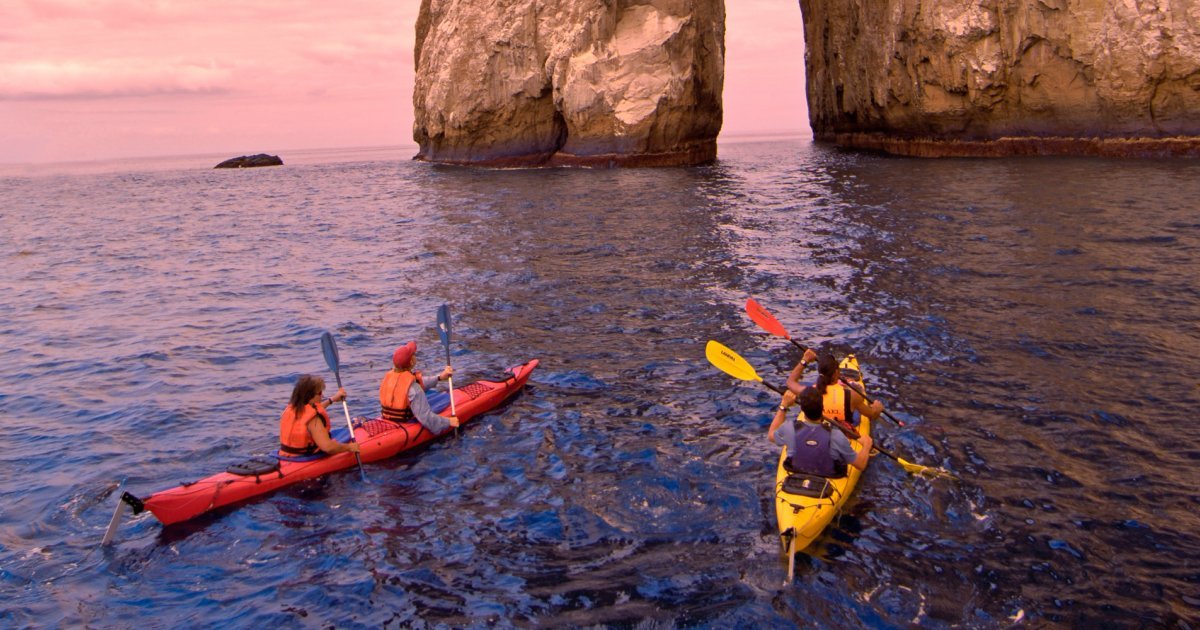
[1, 139, 1197, 627]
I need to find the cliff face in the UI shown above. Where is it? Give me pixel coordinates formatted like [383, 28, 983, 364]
[413, 0, 724, 167]
[800, 0, 1200, 157]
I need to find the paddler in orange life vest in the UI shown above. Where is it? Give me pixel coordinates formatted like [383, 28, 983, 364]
[278, 375, 361, 457]
[379, 341, 459, 434]
[785, 349, 884, 429]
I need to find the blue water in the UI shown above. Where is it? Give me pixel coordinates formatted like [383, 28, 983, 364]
[1, 139, 1197, 627]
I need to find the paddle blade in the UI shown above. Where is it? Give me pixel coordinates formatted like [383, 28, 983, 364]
[705, 340, 763, 383]
[100, 478, 127, 547]
[745, 298, 790, 339]
[320, 331, 342, 387]
[436, 303, 451, 348]
[896, 456, 960, 481]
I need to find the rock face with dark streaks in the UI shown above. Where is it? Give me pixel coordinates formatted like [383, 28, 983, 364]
[800, 0, 1200, 157]
[412, 0, 724, 167]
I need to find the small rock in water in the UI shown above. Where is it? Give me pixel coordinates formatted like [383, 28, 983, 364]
[214, 153, 283, 169]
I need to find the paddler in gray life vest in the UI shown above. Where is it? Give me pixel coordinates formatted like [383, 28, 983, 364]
[768, 386, 873, 477]
[379, 341, 459, 433]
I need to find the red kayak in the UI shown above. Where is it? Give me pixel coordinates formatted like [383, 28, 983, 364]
[117, 360, 537, 526]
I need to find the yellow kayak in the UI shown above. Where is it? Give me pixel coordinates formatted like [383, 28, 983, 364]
[774, 355, 871, 575]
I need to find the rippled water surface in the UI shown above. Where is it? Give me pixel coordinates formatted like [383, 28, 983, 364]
[1, 140, 1197, 627]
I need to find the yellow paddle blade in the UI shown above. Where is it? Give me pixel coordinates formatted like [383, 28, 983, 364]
[705, 340, 763, 383]
[896, 456, 960, 481]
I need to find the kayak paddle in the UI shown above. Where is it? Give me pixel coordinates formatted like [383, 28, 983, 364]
[745, 297, 906, 427]
[705, 340, 956, 479]
[745, 297, 807, 351]
[321, 331, 367, 482]
[100, 478, 127, 547]
[436, 304, 459, 437]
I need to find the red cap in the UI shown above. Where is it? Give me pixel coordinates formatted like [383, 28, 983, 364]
[392, 341, 417, 369]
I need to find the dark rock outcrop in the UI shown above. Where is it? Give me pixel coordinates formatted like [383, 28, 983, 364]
[214, 154, 283, 169]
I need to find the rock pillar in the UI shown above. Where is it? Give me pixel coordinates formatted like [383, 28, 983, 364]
[799, 0, 1200, 157]
[413, 0, 725, 167]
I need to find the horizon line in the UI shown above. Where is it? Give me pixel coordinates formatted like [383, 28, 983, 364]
[0, 129, 812, 169]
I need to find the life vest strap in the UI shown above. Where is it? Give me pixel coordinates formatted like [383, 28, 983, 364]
[278, 442, 319, 455]
[381, 404, 414, 422]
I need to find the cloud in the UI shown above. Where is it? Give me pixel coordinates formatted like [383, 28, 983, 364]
[301, 36, 413, 68]
[2, 0, 414, 95]
[16, 0, 412, 31]
[0, 58, 234, 100]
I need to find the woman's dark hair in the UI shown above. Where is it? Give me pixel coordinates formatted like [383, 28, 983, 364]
[798, 386, 824, 421]
[814, 353, 839, 396]
[288, 374, 325, 410]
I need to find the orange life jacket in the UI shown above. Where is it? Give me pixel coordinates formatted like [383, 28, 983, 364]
[821, 383, 852, 423]
[379, 370, 424, 423]
[278, 402, 330, 455]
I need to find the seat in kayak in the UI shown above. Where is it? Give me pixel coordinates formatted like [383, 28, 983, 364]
[779, 467, 839, 499]
[226, 456, 283, 481]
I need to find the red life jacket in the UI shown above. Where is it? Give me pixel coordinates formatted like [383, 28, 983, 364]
[379, 370, 424, 423]
[279, 402, 330, 455]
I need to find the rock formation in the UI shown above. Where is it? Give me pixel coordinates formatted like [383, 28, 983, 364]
[800, 0, 1200, 157]
[213, 154, 283, 168]
[412, 0, 724, 167]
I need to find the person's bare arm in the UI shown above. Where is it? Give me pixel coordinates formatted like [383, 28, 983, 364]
[848, 434, 874, 470]
[767, 390, 798, 443]
[785, 349, 819, 394]
[308, 416, 360, 455]
[849, 388, 883, 421]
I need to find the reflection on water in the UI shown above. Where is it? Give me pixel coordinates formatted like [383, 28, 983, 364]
[0, 140, 1197, 626]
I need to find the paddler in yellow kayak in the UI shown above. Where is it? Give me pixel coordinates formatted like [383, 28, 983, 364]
[278, 375, 361, 457]
[785, 349, 883, 428]
[379, 341, 459, 433]
[769, 386, 873, 476]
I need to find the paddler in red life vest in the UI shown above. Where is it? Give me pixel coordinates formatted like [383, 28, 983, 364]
[278, 375, 361, 457]
[784, 349, 884, 428]
[768, 386, 873, 477]
[379, 341, 459, 433]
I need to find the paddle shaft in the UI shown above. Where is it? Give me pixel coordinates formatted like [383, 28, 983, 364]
[438, 306, 460, 435]
[443, 342, 458, 418]
[838, 379, 906, 428]
[330, 366, 367, 482]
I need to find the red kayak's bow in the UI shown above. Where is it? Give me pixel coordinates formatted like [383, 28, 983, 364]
[124, 360, 537, 527]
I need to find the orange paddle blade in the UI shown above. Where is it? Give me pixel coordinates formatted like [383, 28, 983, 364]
[745, 298, 790, 339]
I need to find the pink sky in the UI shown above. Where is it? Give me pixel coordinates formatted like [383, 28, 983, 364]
[0, 1, 808, 164]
